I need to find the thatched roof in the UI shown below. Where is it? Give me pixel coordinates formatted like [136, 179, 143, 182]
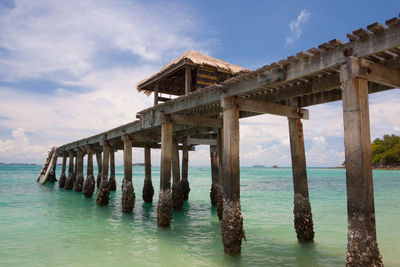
[137, 50, 250, 95]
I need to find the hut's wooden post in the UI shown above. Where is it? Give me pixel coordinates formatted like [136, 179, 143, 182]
[340, 61, 382, 266]
[83, 145, 96, 198]
[109, 150, 117, 191]
[220, 96, 244, 255]
[181, 137, 190, 200]
[121, 134, 135, 213]
[74, 148, 84, 192]
[185, 65, 192, 95]
[96, 141, 111, 206]
[142, 145, 154, 203]
[288, 117, 314, 241]
[96, 152, 102, 188]
[171, 137, 183, 210]
[59, 152, 67, 188]
[154, 82, 159, 106]
[157, 121, 173, 227]
[64, 151, 75, 190]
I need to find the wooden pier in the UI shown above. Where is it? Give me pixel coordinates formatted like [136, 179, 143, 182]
[37, 16, 400, 265]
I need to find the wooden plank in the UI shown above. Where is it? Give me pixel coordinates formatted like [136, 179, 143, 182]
[340, 64, 382, 265]
[158, 96, 172, 103]
[385, 17, 400, 27]
[41, 150, 57, 185]
[346, 33, 359, 41]
[367, 22, 387, 33]
[187, 137, 218, 146]
[347, 56, 400, 88]
[123, 135, 132, 183]
[352, 28, 372, 38]
[236, 98, 309, 119]
[144, 146, 151, 182]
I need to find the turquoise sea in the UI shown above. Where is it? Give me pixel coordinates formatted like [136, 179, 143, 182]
[0, 164, 399, 266]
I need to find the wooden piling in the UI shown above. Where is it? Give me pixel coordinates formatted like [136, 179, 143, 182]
[220, 96, 244, 255]
[142, 145, 154, 203]
[64, 151, 75, 190]
[171, 137, 183, 210]
[83, 145, 96, 198]
[288, 117, 314, 242]
[121, 134, 135, 213]
[48, 153, 58, 183]
[181, 138, 190, 201]
[109, 150, 117, 191]
[210, 145, 219, 206]
[74, 149, 84, 192]
[58, 152, 67, 188]
[340, 62, 382, 266]
[96, 152, 102, 188]
[215, 129, 224, 220]
[96, 141, 111, 206]
[157, 122, 173, 227]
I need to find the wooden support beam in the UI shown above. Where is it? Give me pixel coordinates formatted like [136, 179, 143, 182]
[109, 150, 116, 191]
[95, 152, 102, 188]
[187, 137, 218, 146]
[347, 56, 400, 88]
[64, 151, 75, 190]
[181, 138, 190, 200]
[73, 149, 84, 192]
[142, 145, 154, 203]
[122, 134, 135, 212]
[158, 122, 173, 227]
[220, 96, 244, 255]
[96, 141, 111, 206]
[59, 152, 67, 188]
[171, 137, 183, 210]
[236, 98, 309, 119]
[288, 118, 314, 242]
[83, 145, 95, 198]
[340, 64, 382, 266]
[185, 64, 192, 96]
[41, 149, 57, 185]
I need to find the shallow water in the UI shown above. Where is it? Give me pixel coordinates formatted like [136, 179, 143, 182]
[0, 165, 399, 266]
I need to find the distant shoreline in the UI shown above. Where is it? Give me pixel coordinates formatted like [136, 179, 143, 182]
[333, 166, 400, 170]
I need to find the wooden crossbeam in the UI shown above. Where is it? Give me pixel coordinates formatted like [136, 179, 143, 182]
[187, 137, 218, 146]
[235, 98, 309, 119]
[160, 113, 223, 128]
[347, 57, 400, 88]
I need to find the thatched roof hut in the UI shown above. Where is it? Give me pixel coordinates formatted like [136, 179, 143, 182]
[137, 50, 250, 105]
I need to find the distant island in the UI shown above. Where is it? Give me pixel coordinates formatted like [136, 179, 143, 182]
[252, 165, 266, 168]
[132, 163, 146, 167]
[0, 162, 37, 166]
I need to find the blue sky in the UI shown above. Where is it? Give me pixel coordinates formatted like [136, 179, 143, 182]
[0, 0, 399, 166]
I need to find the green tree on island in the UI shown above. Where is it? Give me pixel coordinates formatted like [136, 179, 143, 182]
[371, 134, 400, 167]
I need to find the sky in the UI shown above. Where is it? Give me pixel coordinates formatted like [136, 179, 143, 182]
[0, 0, 399, 166]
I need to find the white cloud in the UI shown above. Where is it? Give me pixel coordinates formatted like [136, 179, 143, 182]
[286, 9, 310, 45]
[0, 128, 47, 163]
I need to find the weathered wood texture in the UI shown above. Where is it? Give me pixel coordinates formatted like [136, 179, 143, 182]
[340, 63, 382, 266]
[96, 152, 102, 188]
[288, 118, 314, 242]
[59, 153, 67, 188]
[181, 138, 190, 201]
[220, 96, 244, 255]
[73, 149, 84, 192]
[160, 122, 173, 190]
[171, 137, 183, 210]
[41, 150, 57, 185]
[96, 142, 111, 206]
[109, 150, 117, 191]
[142, 145, 154, 203]
[64, 151, 75, 190]
[122, 134, 135, 213]
[185, 64, 192, 95]
[83, 146, 95, 198]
